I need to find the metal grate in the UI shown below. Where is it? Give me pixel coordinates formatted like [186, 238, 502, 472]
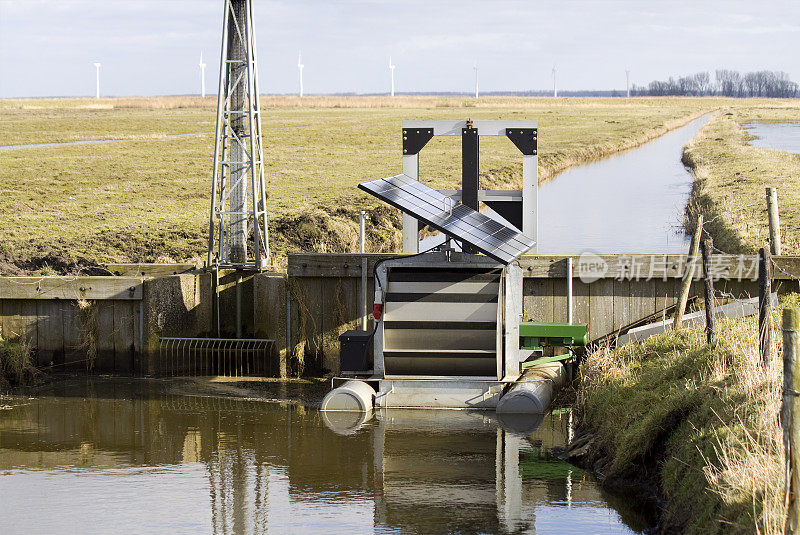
[158, 337, 274, 377]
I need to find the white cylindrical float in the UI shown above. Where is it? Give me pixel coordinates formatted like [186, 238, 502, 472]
[496, 362, 565, 414]
[321, 380, 376, 412]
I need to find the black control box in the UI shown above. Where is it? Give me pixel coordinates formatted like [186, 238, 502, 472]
[339, 330, 373, 372]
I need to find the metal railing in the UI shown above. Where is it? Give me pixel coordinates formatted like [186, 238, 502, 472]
[158, 337, 274, 377]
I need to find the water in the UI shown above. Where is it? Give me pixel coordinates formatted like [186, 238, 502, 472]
[0, 126, 307, 151]
[744, 121, 800, 153]
[0, 378, 650, 534]
[537, 115, 710, 254]
[421, 115, 710, 255]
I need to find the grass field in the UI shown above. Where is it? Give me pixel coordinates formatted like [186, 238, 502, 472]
[0, 95, 794, 272]
[684, 106, 800, 255]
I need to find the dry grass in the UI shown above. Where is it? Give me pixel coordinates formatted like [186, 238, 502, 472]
[580, 294, 800, 534]
[0, 95, 728, 269]
[684, 106, 800, 255]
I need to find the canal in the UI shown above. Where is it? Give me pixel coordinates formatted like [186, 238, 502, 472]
[0, 378, 651, 534]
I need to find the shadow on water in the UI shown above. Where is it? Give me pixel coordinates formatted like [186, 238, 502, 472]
[0, 378, 653, 534]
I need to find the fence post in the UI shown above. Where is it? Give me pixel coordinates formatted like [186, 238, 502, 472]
[701, 238, 716, 345]
[675, 213, 703, 330]
[767, 187, 782, 256]
[782, 308, 800, 535]
[759, 247, 773, 367]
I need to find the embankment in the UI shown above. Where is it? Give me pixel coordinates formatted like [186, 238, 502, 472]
[683, 107, 800, 255]
[564, 295, 799, 534]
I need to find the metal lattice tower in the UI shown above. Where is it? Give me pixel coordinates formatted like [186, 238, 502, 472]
[208, 0, 269, 269]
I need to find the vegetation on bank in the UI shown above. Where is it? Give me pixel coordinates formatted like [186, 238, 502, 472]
[0, 336, 37, 388]
[0, 96, 716, 272]
[684, 106, 800, 255]
[577, 294, 800, 534]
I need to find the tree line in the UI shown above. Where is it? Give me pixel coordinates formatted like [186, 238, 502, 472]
[633, 70, 798, 98]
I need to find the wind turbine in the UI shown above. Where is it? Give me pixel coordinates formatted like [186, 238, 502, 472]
[626, 68, 630, 98]
[93, 62, 101, 99]
[297, 51, 304, 97]
[552, 65, 557, 98]
[199, 52, 207, 98]
[473, 62, 479, 98]
[389, 56, 396, 97]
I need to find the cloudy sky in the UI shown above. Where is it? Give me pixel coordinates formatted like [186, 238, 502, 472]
[0, 0, 798, 98]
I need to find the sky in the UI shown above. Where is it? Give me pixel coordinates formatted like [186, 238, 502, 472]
[0, 0, 798, 98]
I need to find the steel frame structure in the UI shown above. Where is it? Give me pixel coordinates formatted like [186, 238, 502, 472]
[400, 120, 538, 254]
[208, 0, 270, 269]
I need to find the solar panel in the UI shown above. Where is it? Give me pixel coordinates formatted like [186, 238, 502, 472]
[359, 174, 535, 264]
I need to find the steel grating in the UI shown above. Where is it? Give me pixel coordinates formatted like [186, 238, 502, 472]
[359, 174, 535, 264]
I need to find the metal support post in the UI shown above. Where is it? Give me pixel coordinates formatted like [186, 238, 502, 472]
[566, 257, 573, 324]
[402, 153, 420, 253]
[462, 124, 479, 253]
[360, 210, 368, 331]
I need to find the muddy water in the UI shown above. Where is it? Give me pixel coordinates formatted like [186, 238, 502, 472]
[0, 379, 650, 534]
[744, 121, 800, 153]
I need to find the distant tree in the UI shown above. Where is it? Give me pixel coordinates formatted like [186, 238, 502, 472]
[641, 69, 796, 98]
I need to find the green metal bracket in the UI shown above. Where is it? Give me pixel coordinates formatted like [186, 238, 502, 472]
[519, 322, 589, 351]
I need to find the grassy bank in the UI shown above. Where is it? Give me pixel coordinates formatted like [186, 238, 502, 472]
[574, 295, 799, 534]
[683, 105, 800, 255]
[0, 96, 720, 272]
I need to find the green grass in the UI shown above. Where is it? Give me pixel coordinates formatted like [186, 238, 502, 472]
[684, 105, 800, 255]
[0, 95, 719, 270]
[580, 294, 800, 534]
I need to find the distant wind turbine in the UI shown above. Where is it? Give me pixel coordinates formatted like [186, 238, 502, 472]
[297, 52, 304, 97]
[473, 62, 479, 98]
[199, 52, 206, 98]
[552, 65, 557, 98]
[626, 68, 630, 98]
[93, 62, 101, 99]
[389, 57, 396, 97]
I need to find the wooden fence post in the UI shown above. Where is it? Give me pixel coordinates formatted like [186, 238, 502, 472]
[675, 214, 703, 330]
[759, 247, 773, 367]
[767, 187, 782, 256]
[701, 238, 716, 345]
[782, 308, 800, 535]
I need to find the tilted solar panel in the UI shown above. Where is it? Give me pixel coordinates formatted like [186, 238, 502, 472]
[358, 174, 535, 264]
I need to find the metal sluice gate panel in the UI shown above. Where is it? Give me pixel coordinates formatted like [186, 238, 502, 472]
[382, 266, 502, 377]
[358, 174, 534, 264]
[158, 337, 274, 377]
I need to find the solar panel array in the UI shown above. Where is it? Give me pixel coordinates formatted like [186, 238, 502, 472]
[359, 174, 535, 264]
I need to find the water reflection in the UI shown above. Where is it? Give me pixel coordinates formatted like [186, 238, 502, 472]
[0, 379, 647, 534]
